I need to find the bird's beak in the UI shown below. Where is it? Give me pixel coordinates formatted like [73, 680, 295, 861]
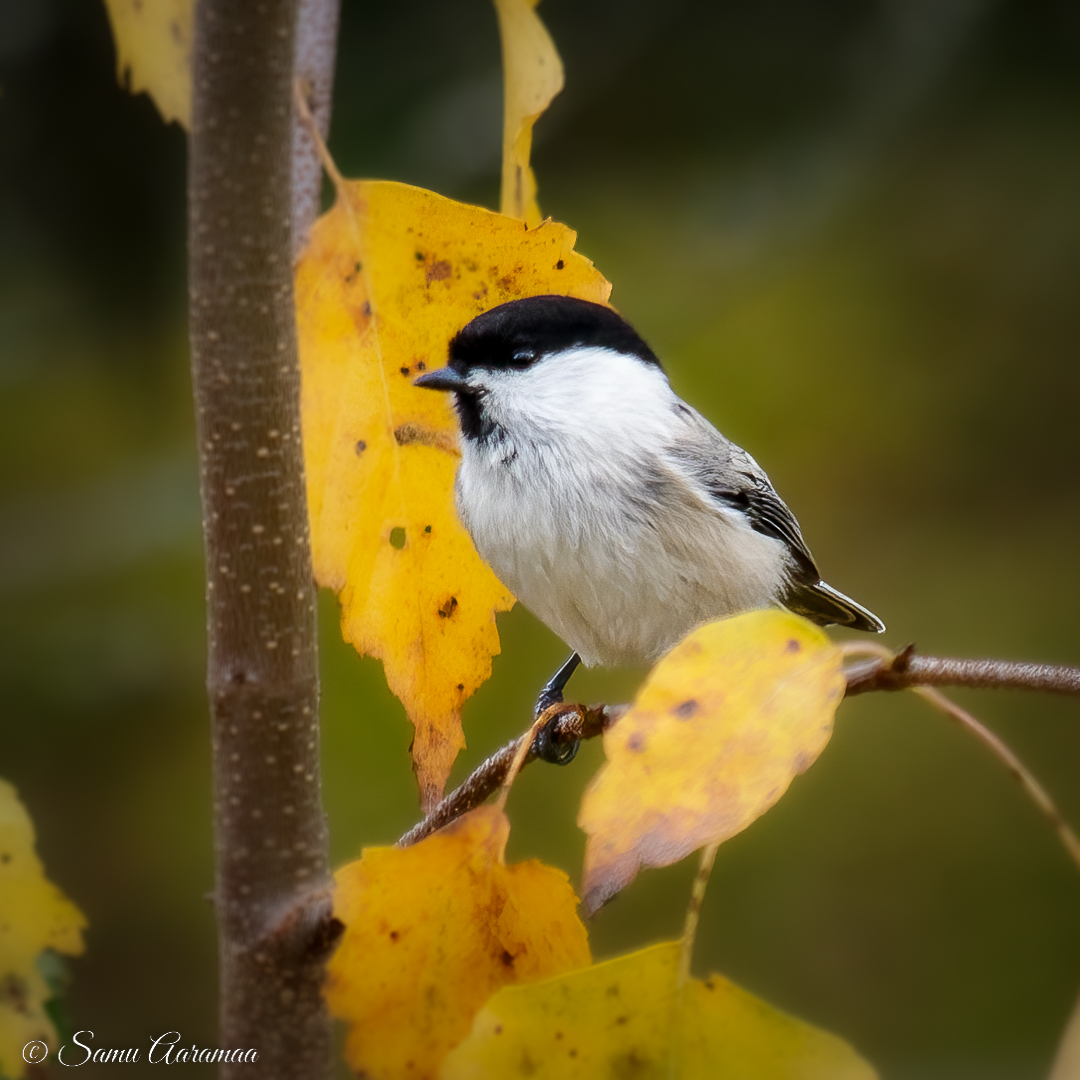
[414, 367, 470, 393]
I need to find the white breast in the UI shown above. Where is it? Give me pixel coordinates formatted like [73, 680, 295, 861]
[454, 348, 788, 667]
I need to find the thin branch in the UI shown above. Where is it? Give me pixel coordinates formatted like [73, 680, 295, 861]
[844, 645, 1080, 697]
[398, 704, 619, 847]
[493, 711, 548, 814]
[291, 0, 341, 258]
[913, 686, 1080, 874]
[398, 647, 1080, 849]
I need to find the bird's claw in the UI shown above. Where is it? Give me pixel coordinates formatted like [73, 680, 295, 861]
[533, 684, 564, 720]
[530, 712, 580, 765]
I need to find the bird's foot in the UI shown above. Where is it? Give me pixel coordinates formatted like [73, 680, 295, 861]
[530, 653, 583, 765]
[530, 700, 580, 765]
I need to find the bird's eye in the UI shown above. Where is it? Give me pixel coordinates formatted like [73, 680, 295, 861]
[509, 349, 537, 367]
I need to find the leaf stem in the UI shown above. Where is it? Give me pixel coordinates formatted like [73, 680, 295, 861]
[293, 75, 346, 193]
[678, 842, 720, 988]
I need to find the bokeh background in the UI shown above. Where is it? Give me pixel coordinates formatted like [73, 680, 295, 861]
[2, 0, 1078, 1075]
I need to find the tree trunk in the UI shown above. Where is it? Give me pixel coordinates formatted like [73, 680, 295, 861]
[188, 1, 337, 1074]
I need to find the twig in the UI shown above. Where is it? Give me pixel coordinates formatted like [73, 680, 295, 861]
[844, 645, 1080, 697]
[398, 646, 1080, 849]
[913, 686, 1080, 873]
[494, 711, 548, 814]
[398, 704, 619, 847]
[291, 0, 341, 258]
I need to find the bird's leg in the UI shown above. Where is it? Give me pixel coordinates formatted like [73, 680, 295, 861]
[531, 653, 582, 765]
[535, 653, 582, 715]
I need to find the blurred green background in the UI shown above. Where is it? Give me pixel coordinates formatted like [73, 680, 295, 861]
[1, 0, 1078, 1075]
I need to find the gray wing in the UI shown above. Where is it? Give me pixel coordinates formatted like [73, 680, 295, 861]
[668, 405, 884, 632]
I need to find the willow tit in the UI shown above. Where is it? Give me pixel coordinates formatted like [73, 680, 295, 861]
[416, 296, 883, 735]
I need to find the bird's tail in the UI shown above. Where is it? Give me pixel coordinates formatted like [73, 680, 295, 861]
[785, 580, 885, 633]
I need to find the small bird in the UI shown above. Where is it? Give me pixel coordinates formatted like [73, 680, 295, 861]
[416, 296, 883, 751]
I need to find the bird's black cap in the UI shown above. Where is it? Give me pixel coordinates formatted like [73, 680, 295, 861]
[447, 295, 662, 373]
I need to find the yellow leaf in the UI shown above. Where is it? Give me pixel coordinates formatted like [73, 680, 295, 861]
[579, 610, 844, 912]
[442, 941, 877, 1079]
[0, 780, 86, 1080]
[324, 806, 590, 1080]
[102, 0, 193, 128]
[493, 0, 564, 225]
[297, 179, 610, 808]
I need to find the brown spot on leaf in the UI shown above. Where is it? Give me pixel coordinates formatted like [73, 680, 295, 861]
[438, 596, 459, 619]
[785, 639, 801, 653]
[394, 424, 461, 456]
[556, 259, 564, 269]
[354, 440, 366, 455]
[426, 259, 452, 284]
[672, 699, 698, 720]
[389, 930, 399, 941]
[500, 949, 514, 967]
[400, 366, 410, 376]
[626, 732, 646, 753]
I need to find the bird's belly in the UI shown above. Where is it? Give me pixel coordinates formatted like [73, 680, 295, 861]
[458, 457, 785, 668]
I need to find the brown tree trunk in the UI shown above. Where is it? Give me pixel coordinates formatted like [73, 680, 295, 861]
[188, 0, 337, 1074]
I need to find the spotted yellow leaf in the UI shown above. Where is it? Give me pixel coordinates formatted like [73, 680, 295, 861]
[297, 179, 610, 809]
[325, 806, 590, 1079]
[579, 610, 845, 912]
[442, 940, 877, 1079]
